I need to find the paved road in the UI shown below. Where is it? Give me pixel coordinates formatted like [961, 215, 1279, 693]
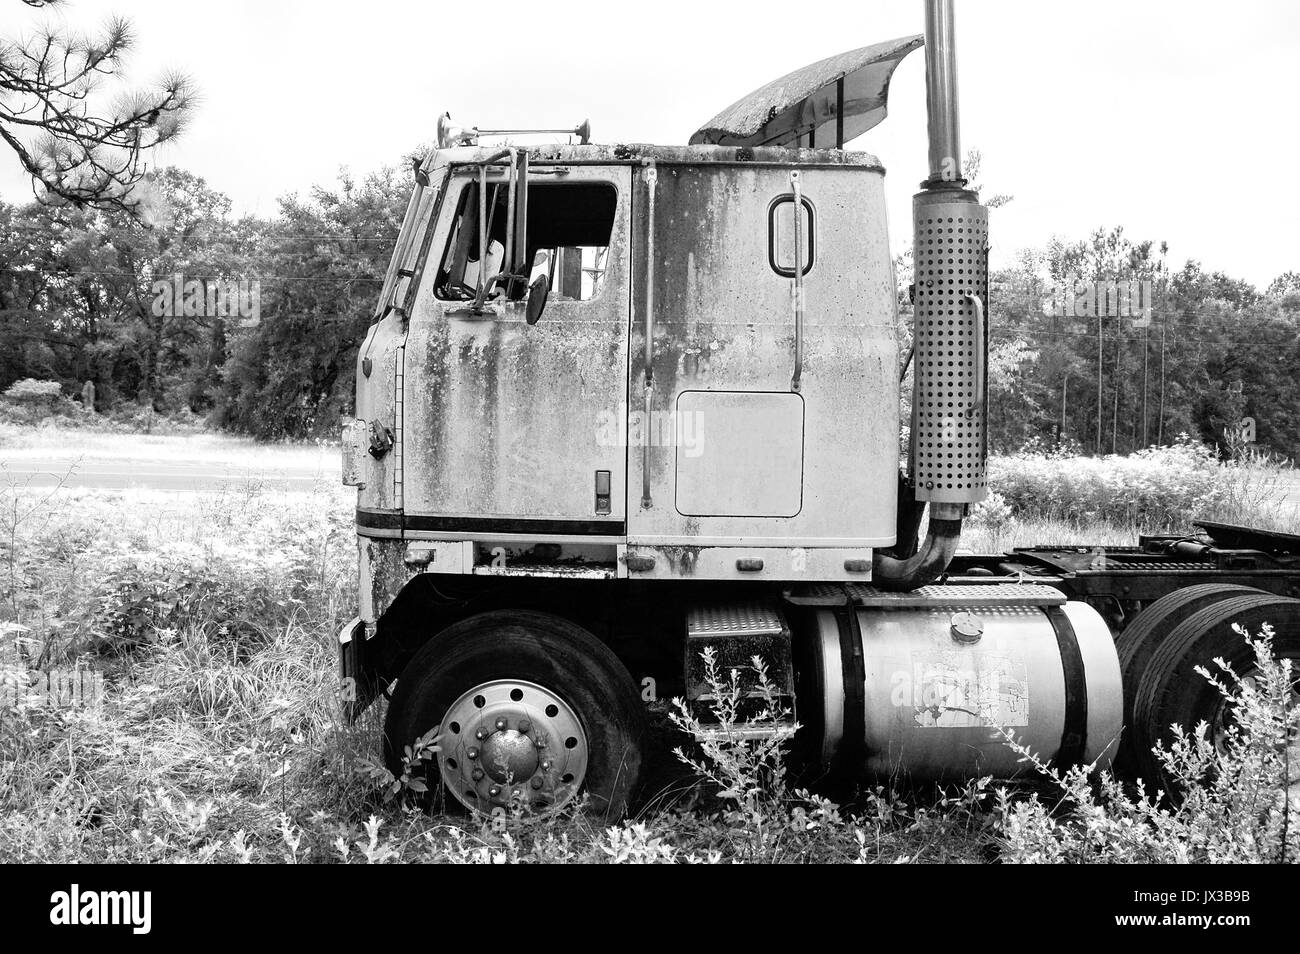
[0, 452, 336, 492]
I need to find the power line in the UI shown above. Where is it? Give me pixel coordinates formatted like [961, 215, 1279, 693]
[985, 326, 1275, 348]
[2, 223, 400, 242]
[0, 268, 384, 283]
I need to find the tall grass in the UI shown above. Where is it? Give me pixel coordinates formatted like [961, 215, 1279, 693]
[0, 476, 1001, 863]
[970, 438, 1297, 549]
[0, 436, 1296, 862]
[0, 475, 374, 862]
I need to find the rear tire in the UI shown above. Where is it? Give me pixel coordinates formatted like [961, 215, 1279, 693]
[1114, 584, 1258, 775]
[383, 609, 646, 821]
[1128, 592, 1300, 791]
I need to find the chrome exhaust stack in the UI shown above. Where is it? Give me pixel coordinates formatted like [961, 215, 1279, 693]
[923, 0, 963, 187]
[874, 0, 989, 591]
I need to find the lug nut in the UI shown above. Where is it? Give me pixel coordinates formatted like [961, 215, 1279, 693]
[466, 747, 478, 760]
[472, 768, 484, 781]
[518, 720, 532, 734]
[540, 760, 552, 772]
[475, 729, 488, 741]
[488, 785, 501, 797]
[495, 717, 508, 731]
[530, 776, 543, 790]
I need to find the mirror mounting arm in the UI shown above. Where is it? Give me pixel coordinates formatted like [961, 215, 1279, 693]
[469, 148, 525, 313]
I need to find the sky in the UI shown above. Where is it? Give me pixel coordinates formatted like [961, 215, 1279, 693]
[3, 0, 1299, 288]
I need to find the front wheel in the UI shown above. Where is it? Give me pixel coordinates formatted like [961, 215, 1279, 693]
[383, 610, 645, 821]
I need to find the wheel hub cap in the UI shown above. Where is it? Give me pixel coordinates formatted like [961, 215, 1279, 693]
[438, 679, 588, 814]
[480, 729, 539, 783]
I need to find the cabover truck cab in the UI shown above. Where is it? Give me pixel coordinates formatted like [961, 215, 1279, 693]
[339, 2, 1300, 819]
[352, 143, 897, 577]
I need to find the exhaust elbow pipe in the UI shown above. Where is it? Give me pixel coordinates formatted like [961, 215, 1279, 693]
[873, 503, 963, 591]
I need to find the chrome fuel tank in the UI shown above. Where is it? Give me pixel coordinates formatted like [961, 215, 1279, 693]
[805, 584, 1122, 780]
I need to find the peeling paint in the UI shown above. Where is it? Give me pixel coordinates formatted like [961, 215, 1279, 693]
[361, 537, 417, 623]
[657, 545, 702, 575]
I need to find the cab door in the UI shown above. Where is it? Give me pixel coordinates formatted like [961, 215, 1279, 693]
[625, 161, 897, 550]
[402, 163, 632, 534]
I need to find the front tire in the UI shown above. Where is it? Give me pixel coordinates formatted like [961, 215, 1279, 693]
[383, 610, 645, 821]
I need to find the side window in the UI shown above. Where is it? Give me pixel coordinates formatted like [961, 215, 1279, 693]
[525, 182, 617, 302]
[435, 178, 616, 303]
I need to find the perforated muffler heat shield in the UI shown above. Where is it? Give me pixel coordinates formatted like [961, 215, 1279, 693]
[910, 193, 989, 504]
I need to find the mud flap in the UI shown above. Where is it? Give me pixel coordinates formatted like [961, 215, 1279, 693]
[338, 616, 379, 723]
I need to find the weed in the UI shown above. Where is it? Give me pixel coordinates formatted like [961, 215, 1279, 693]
[998, 623, 1299, 863]
[355, 729, 440, 803]
[668, 649, 796, 855]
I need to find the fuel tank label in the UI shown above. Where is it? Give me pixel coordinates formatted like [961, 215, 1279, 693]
[893, 651, 1030, 728]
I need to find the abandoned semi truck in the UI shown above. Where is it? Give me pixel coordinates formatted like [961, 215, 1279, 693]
[338, 1, 1300, 818]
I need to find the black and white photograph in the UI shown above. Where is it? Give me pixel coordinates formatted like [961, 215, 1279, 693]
[0, 0, 1296, 916]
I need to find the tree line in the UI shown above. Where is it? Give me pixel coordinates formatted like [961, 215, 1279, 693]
[979, 228, 1300, 460]
[1, 165, 407, 438]
[5, 5, 1297, 456]
[3, 163, 1300, 454]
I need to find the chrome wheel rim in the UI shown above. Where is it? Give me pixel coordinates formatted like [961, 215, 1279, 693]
[1209, 662, 1300, 804]
[1210, 665, 1299, 751]
[437, 679, 588, 814]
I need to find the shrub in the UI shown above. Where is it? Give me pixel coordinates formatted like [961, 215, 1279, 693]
[668, 648, 798, 847]
[0, 379, 81, 426]
[990, 436, 1229, 530]
[968, 490, 1013, 549]
[91, 538, 320, 656]
[999, 623, 1300, 864]
[3, 378, 62, 404]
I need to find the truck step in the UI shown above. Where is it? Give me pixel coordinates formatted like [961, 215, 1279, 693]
[684, 601, 794, 703]
[847, 582, 1066, 607]
[692, 721, 798, 744]
[687, 602, 784, 639]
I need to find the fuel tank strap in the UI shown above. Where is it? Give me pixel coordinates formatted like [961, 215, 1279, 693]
[833, 605, 866, 775]
[1045, 605, 1089, 771]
